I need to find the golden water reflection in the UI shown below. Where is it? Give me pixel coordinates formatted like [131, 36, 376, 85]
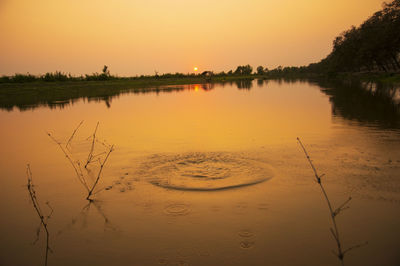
[0, 79, 399, 265]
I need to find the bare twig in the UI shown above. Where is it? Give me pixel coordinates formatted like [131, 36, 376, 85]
[47, 132, 89, 192]
[96, 138, 112, 149]
[86, 145, 114, 201]
[297, 138, 366, 265]
[333, 197, 352, 217]
[66, 120, 84, 149]
[85, 152, 107, 167]
[48, 122, 115, 201]
[343, 241, 369, 255]
[92, 152, 106, 159]
[85, 122, 99, 168]
[26, 165, 52, 266]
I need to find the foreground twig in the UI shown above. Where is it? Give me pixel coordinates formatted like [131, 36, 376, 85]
[85, 122, 99, 168]
[47, 132, 89, 192]
[26, 165, 52, 266]
[48, 122, 115, 201]
[297, 137, 367, 265]
[66, 120, 84, 149]
[86, 145, 114, 201]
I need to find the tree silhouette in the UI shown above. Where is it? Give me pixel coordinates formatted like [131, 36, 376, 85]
[234, 65, 253, 75]
[102, 65, 110, 76]
[256, 66, 266, 75]
[266, 0, 400, 75]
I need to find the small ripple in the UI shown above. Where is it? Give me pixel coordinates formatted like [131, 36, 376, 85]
[240, 241, 255, 249]
[164, 203, 191, 216]
[158, 258, 168, 264]
[257, 203, 269, 211]
[238, 230, 254, 238]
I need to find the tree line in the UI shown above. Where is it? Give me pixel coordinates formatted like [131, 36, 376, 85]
[212, 0, 400, 76]
[270, 0, 400, 75]
[315, 0, 400, 73]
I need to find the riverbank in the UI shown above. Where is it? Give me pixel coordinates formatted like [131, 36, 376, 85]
[261, 72, 400, 84]
[1, 72, 399, 111]
[347, 72, 400, 84]
[0, 75, 255, 111]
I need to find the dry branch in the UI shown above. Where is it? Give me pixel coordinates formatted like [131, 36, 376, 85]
[47, 132, 89, 192]
[85, 122, 99, 168]
[26, 165, 52, 266]
[297, 137, 366, 265]
[86, 145, 114, 201]
[66, 120, 84, 149]
[48, 122, 114, 201]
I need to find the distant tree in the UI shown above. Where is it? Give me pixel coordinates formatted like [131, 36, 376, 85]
[217, 71, 226, 76]
[234, 66, 242, 75]
[256, 66, 266, 75]
[234, 65, 253, 75]
[102, 65, 110, 76]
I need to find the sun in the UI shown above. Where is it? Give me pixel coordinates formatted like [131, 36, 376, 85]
[193, 67, 198, 72]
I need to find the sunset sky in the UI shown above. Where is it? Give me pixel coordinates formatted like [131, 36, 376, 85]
[0, 0, 384, 76]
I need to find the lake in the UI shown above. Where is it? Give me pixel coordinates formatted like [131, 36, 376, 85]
[0, 79, 399, 266]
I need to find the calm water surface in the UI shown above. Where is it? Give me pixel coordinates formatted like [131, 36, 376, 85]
[0, 80, 399, 266]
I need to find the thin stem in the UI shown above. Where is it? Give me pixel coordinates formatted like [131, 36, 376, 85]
[66, 120, 84, 149]
[85, 122, 99, 168]
[297, 138, 345, 264]
[87, 145, 114, 201]
[26, 165, 51, 266]
[47, 132, 89, 192]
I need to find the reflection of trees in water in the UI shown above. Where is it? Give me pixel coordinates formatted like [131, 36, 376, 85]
[315, 79, 400, 128]
[0, 83, 219, 111]
[0, 86, 177, 111]
[235, 79, 253, 90]
[256, 79, 271, 87]
[3, 78, 399, 130]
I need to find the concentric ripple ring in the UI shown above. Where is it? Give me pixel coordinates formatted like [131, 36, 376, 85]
[137, 152, 274, 192]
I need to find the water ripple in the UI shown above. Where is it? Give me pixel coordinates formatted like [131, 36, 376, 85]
[137, 152, 274, 192]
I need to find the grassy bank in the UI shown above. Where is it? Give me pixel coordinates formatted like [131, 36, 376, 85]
[351, 73, 400, 83]
[1, 71, 399, 112]
[262, 72, 400, 84]
[0, 75, 255, 111]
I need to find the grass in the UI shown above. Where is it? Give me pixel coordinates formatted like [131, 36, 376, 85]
[0, 72, 257, 85]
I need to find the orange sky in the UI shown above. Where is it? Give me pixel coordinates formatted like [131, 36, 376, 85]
[0, 0, 384, 76]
